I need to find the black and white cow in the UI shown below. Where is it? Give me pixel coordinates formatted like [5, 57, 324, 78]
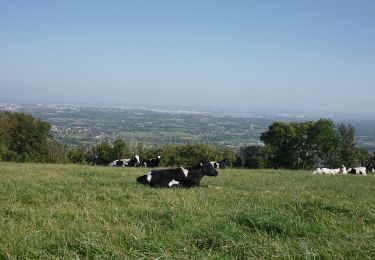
[136, 162, 218, 188]
[108, 159, 125, 167]
[347, 167, 367, 175]
[109, 155, 140, 167]
[143, 155, 161, 168]
[115, 160, 124, 166]
[210, 161, 220, 169]
[210, 158, 231, 169]
[126, 155, 141, 167]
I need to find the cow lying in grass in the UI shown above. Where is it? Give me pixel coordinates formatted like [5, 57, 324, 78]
[313, 165, 347, 175]
[210, 158, 231, 169]
[142, 155, 161, 168]
[136, 162, 218, 188]
[347, 167, 367, 175]
[109, 155, 140, 167]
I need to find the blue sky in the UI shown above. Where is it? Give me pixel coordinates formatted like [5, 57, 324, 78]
[1, 1, 374, 115]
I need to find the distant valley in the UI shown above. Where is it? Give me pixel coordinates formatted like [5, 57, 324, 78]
[1, 103, 375, 151]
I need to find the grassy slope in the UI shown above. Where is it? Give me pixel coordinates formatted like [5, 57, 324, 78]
[1, 163, 375, 259]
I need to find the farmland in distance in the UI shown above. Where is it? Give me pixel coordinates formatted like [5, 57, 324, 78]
[1, 103, 375, 150]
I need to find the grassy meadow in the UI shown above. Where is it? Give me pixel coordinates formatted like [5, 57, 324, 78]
[1, 163, 375, 259]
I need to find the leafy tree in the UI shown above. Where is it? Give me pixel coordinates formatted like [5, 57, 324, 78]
[91, 141, 112, 165]
[159, 144, 178, 166]
[46, 139, 68, 163]
[235, 145, 272, 168]
[307, 119, 340, 167]
[0, 112, 51, 162]
[354, 148, 371, 166]
[111, 139, 130, 159]
[157, 143, 233, 167]
[132, 143, 152, 160]
[67, 146, 87, 164]
[176, 143, 214, 166]
[260, 119, 342, 169]
[290, 121, 316, 169]
[260, 122, 296, 168]
[235, 147, 247, 168]
[218, 146, 236, 166]
[337, 123, 356, 166]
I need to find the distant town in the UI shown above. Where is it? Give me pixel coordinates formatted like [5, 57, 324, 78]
[1, 102, 375, 151]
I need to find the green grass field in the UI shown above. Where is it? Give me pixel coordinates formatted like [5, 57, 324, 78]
[1, 163, 375, 259]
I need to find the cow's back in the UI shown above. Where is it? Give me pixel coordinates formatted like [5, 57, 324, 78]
[137, 168, 184, 187]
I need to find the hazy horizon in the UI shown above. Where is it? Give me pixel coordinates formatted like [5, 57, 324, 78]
[3, 98, 375, 121]
[1, 1, 375, 116]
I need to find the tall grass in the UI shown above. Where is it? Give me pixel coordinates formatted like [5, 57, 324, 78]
[1, 162, 375, 258]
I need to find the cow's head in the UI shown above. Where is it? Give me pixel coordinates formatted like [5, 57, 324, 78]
[201, 162, 219, 176]
[128, 155, 141, 166]
[340, 165, 347, 173]
[134, 155, 140, 164]
[210, 161, 219, 169]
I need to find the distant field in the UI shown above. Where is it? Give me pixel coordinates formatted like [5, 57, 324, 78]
[2, 103, 375, 150]
[1, 163, 375, 258]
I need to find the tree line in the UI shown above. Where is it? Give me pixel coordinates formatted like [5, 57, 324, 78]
[238, 119, 372, 169]
[0, 111, 373, 169]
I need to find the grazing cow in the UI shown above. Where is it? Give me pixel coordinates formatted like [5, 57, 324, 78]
[143, 155, 161, 168]
[313, 165, 347, 175]
[210, 158, 231, 169]
[347, 167, 367, 175]
[136, 162, 218, 188]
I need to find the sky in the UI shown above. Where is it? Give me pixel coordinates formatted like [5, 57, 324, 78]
[0, 0, 374, 115]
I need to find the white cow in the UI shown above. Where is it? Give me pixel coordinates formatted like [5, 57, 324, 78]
[313, 165, 347, 175]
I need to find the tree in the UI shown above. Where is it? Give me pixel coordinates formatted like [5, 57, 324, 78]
[291, 121, 316, 169]
[307, 119, 340, 167]
[260, 119, 342, 169]
[91, 141, 113, 165]
[177, 143, 215, 166]
[46, 139, 68, 163]
[354, 148, 371, 166]
[0, 112, 51, 162]
[235, 145, 272, 169]
[337, 123, 356, 166]
[159, 144, 178, 166]
[260, 122, 296, 168]
[111, 139, 130, 159]
[68, 146, 86, 164]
